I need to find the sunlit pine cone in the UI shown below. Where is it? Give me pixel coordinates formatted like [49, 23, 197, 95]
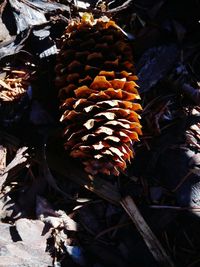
[55, 13, 142, 176]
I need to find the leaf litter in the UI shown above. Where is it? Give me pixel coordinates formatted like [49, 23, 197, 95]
[0, 0, 200, 266]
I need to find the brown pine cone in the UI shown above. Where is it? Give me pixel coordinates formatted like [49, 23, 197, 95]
[0, 69, 29, 101]
[56, 13, 142, 176]
[0, 65, 34, 124]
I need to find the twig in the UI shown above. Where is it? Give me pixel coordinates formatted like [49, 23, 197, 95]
[120, 196, 175, 267]
[107, 0, 133, 13]
[187, 258, 200, 267]
[0, 146, 7, 174]
[72, 0, 133, 14]
[172, 170, 193, 192]
[149, 205, 200, 212]
[95, 221, 131, 240]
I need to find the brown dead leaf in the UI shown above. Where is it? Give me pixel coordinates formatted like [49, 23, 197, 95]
[36, 196, 77, 231]
[0, 219, 52, 267]
[0, 147, 29, 191]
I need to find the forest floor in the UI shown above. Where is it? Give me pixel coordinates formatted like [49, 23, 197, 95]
[0, 0, 200, 266]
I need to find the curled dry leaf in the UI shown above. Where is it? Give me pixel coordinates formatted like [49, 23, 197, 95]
[3, 0, 70, 34]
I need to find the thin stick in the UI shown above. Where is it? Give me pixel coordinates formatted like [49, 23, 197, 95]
[121, 196, 175, 267]
[149, 205, 200, 212]
[0, 146, 7, 173]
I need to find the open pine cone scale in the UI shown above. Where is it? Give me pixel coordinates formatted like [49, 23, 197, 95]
[0, 58, 36, 125]
[56, 13, 142, 176]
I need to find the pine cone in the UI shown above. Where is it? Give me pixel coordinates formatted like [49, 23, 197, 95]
[0, 69, 29, 101]
[56, 13, 142, 176]
[0, 65, 34, 124]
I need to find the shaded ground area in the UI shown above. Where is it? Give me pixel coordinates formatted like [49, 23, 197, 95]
[0, 0, 200, 266]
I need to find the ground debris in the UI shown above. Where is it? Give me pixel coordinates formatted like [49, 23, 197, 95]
[0, 0, 200, 266]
